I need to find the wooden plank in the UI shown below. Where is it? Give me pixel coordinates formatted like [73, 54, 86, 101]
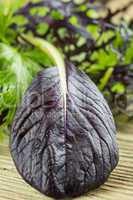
[0, 130, 133, 200]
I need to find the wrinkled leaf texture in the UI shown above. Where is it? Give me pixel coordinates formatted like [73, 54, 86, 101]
[11, 63, 119, 199]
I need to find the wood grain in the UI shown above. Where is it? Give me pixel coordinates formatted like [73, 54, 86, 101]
[0, 129, 133, 200]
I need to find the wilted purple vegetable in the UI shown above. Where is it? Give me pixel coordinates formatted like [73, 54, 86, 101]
[10, 36, 119, 199]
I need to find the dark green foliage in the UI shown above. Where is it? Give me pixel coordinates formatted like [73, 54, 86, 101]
[14, 0, 133, 116]
[0, 0, 133, 133]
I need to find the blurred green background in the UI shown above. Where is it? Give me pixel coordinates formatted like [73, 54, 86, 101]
[0, 0, 133, 143]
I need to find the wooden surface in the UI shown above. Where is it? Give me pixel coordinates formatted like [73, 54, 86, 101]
[0, 124, 133, 200]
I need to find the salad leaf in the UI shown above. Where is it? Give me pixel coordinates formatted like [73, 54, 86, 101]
[0, 42, 42, 126]
[11, 62, 119, 198]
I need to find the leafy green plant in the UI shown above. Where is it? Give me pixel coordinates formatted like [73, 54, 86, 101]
[0, 1, 53, 134]
[0, 0, 133, 135]
[14, 0, 133, 115]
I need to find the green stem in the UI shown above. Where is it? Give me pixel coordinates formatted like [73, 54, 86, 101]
[21, 34, 67, 110]
[21, 34, 65, 69]
[99, 67, 114, 91]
